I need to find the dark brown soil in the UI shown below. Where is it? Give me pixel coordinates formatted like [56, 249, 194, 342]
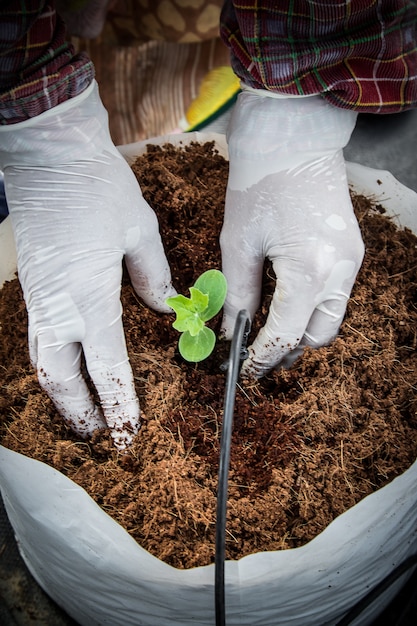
[1, 141, 417, 570]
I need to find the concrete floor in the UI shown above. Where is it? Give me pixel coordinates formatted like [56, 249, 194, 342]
[1, 108, 417, 625]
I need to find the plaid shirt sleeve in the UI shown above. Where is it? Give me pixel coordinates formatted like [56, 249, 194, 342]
[220, 0, 417, 113]
[0, 0, 94, 125]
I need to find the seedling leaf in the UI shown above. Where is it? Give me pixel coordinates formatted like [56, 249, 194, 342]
[166, 289, 208, 336]
[178, 327, 216, 362]
[194, 269, 227, 321]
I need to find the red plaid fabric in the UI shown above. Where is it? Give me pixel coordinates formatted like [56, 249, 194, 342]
[220, 0, 417, 113]
[0, 0, 94, 125]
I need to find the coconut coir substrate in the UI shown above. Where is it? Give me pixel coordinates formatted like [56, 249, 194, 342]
[1, 141, 417, 569]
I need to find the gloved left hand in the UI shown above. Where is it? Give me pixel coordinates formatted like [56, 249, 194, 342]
[220, 87, 365, 377]
[0, 81, 176, 450]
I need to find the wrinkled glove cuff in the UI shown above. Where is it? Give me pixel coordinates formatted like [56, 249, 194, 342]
[0, 81, 114, 169]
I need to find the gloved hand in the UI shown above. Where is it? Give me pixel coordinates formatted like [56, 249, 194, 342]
[0, 81, 176, 450]
[220, 87, 365, 378]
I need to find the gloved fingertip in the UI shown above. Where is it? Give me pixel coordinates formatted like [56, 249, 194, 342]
[89, 408, 108, 433]
[161, 284, 179, 310]
[63, 406, 107, 439]
[109, 419, 141, 452]
[240, 348, 273, 380]
[154, 301, 176, 314]
[220, 313, 238, 341]
[141, 284, 178, 313]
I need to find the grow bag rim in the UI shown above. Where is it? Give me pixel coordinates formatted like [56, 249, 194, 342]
[1, 443, 417, 573]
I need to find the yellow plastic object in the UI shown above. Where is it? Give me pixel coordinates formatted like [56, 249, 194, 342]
[184, 66, 240, 132]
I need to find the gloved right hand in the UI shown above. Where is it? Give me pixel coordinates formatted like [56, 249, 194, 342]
[0, 81, 176, 450]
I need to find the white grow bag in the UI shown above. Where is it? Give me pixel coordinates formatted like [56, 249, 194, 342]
[0, 133, 416, 626]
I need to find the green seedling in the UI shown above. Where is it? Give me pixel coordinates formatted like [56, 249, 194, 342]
[166, 269, 227, 362]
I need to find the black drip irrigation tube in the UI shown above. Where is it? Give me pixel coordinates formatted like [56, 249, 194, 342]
[213, 310, 417, 626]
[215, 309, 251, 626]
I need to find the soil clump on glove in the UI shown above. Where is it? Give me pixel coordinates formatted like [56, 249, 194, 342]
[1, 141, 417, 569]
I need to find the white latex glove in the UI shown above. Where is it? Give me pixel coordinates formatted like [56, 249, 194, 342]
[0, 81, 176, 450]
[220, 87, 365, 378]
